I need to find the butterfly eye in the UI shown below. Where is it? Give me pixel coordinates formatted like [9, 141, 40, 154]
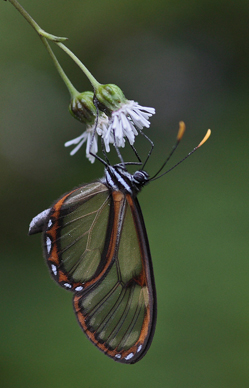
[133, 171, 149, 185]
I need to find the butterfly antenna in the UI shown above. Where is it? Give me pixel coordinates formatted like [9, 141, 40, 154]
[129, 142, 142, 163]
[150, 128, 211, 182]
[139, 129, 154, 170]
[100, 137, 111, 165]
[149, 121, 186, 180]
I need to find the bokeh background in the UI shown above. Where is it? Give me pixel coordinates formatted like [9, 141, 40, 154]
[1, 0, 249, 387]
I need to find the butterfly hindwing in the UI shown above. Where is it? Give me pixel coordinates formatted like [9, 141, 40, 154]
[73, 191, 157, 364]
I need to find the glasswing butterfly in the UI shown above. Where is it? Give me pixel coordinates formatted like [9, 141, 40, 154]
[29, 123, 210, 364]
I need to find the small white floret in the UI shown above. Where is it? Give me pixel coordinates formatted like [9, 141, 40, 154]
[103, 100, 155, 153]
[65, 114, 109, 163]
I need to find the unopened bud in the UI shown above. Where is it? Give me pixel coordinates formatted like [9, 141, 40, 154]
[94, 84, 126, 113]
[69, 91, 96, 125]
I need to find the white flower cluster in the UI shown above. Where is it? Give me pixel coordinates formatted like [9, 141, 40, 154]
[65, 115, 109, 164]
[65, 100, 155, 163]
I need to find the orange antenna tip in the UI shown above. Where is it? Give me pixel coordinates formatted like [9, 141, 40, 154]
[197, 129, 211, 148]
[177, 121, 186, 141]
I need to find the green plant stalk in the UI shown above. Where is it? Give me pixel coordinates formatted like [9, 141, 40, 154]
[56, 42, 100, 90]
[7, 0, 68, 42]
[7, 0, 100, 93]
[42, 38, 79, 98]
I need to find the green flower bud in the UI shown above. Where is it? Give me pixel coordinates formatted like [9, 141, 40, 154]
[69, 91, 96, 125]
[94, 84, 127, 113]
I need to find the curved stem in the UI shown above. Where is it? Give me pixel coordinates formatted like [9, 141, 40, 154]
[41, 38, 79, 98]
[56, 42, 100, 90]
[7, 0, 78, 97]
[9, 0, 100, 93]
[7, 0, 100, 95]
[7, 0, 67, 42]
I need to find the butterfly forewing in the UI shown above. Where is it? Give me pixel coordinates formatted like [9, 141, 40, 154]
[74, 191, 156, 364]
[44, 181, 111, 290]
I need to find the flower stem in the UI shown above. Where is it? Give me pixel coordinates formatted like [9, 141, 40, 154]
[56, 43, 100, 90]
[7, 0, 79, 97]
[7, 0, 101, 91]
[41, 39, 79, 98]
[7, 0, 67, 42]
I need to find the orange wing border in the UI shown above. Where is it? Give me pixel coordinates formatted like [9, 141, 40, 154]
[43, 182, 113, 293]
[73, 191, 157, 364]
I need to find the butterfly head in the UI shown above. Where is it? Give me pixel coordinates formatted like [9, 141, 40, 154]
[132, 170, 149, 188]
[104, 165, 149, 195]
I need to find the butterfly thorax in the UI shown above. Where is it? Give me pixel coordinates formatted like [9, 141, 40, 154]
[103, 165, 149, 196]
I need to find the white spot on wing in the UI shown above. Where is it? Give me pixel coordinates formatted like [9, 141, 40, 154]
[75, 286, 84, 292]
[115, 354, 121, 359]
[64, 283, 72, 289]
[29, 208, 50, 234]
[125, 352, 134, 360]
[137, 345, 142, 352]
[51, 264, 57, 276]
[48, 219, 53, 228]
[46, 236, 52, 254]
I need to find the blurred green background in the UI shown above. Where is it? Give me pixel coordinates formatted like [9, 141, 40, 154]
[1, 0, 249, 387]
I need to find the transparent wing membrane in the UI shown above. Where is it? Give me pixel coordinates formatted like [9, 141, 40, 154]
[43, 182, 156, 363]
[43, 182, 110, 289]
[74, 193, 155, 363]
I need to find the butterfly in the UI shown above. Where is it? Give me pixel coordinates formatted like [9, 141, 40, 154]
[29, 123, 210, 364]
